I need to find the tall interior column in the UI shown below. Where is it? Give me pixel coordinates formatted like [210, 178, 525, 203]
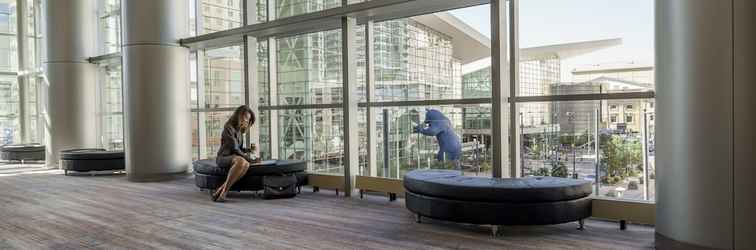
[656, 0, 756, 249]
[122, 0, 190, 181]
[42, 0, 98, 167]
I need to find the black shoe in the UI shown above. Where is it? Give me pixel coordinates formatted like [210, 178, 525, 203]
[211, 192, 225, 202]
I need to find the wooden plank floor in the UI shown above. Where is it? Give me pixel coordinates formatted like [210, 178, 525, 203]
[0, 164, 654, 250]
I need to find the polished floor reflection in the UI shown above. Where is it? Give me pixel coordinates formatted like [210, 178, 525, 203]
[0, 164, 653, 249]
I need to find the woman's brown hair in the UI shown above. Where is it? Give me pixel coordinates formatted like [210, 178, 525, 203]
[225, 105, 255, 132]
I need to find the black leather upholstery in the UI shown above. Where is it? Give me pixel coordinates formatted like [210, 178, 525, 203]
[193, 159, 306, 176]
[60, 149, 124, 160]
[60, 148, 125, 173]
[405, 191, 592, 226]
[404, 170, 592, 203]
[0, 144, 45, 161]
[193, 159, 307, 191]
[403, 169, 592, 227]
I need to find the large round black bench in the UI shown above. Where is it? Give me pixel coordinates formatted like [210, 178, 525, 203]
[404, 170, 593, 235]
[61, 149, 125, 175]
[193, 159, 307, 192]
[0, 144, 45, 162]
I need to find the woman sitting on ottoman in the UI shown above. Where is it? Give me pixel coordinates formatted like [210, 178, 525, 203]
[212, 105, 260, 202]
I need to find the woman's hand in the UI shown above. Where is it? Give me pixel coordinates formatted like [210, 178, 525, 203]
[249, 143, 257, 153]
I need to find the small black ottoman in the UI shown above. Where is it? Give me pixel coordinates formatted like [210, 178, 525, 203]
[0, 144, 45, 162]
[61, 148, 125, 175]
[193, 159, 307, 192]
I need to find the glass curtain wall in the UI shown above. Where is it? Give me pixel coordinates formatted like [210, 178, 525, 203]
[97, 0, 120, 54]
[260, 15, 482, 176]
[0, 0, 43, 145]
[96, 62, 123, 150]
[81, 0, 657, 203]
[267, 29, 345, 174]
[93, 0, 123, 150]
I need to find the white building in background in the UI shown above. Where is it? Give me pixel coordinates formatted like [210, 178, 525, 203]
[570, 63, 655, 133]
[460, 38, 624, 145]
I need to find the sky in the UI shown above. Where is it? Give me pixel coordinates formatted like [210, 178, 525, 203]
[449, 0, 655, 80]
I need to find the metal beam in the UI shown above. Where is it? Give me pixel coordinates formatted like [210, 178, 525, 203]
[341, 16, 359, 197]
[490, 0, 507, 178]
[256, 92, 654, 111]
[196, 50, 208, 158]
[365, 21, 377, 177]
[89, 52, 122, 64]
[244, 0, 260, 153]
[267, 36, 279, 159]
[513, 92, 655, 103]
[260, 103, 342, 110]
[181, 0, 488, 50]
[361, 98, 491, 108]
[508, 0, 520, 178]
[266, 0, 279, 159]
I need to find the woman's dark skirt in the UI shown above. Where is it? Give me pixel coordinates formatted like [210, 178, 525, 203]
[216, 155, 236, 170]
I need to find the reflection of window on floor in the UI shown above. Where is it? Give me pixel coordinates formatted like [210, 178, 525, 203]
[610, 115, 618, 123]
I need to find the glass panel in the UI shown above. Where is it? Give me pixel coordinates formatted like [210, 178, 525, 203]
[276, 108, 343, 175]
[190, 52, 198, 108]
[519, 99, 655, 201]
[517, 0, 655, 96]
[254, 0, 267, 23]
[257, 109, 271, 159]
[0, 0, 17, 73]
[202, 45, 245, 109]
[275, 0, 341, 19]
[0, 2, 14, 33]
[257, 39, 269, 106]
[462, 66, 491, 99]
[0, 75, 18, 144]
[198, 0, 243, 35]
[197, 111, 235, 160]
[191, 112, 200, 161]
[365, 105, 493, 179]
[372, 19, 461, 102]
[97, 0, 121, 54]
[98, 63, 124, 150]
[25, 75, 41, 143]
[276, 30, 342, 106]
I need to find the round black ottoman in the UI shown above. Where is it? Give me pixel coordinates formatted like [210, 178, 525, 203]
[193, 159, 307, 192]
[61, 148, 125, 175]
[0, 143, 45, 162]
[404, 169, 593, 234]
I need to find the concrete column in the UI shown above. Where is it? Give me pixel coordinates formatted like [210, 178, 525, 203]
[656, 0, 756, 249]
[42, 0, 98, 167]
[733, 1, 756, 248]
[122, 0, 190, 181]
[16, 0, 28, 143]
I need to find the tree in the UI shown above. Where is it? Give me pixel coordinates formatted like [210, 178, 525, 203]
[533, 167, 550, 177]
[551, 161, 568, 178]
[600, 134, 642, 184]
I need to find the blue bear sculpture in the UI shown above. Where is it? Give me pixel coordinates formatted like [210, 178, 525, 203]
[414, 109, 462, 161]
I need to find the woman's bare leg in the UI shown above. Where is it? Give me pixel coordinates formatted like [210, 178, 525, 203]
[213, 156, 250, 201]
